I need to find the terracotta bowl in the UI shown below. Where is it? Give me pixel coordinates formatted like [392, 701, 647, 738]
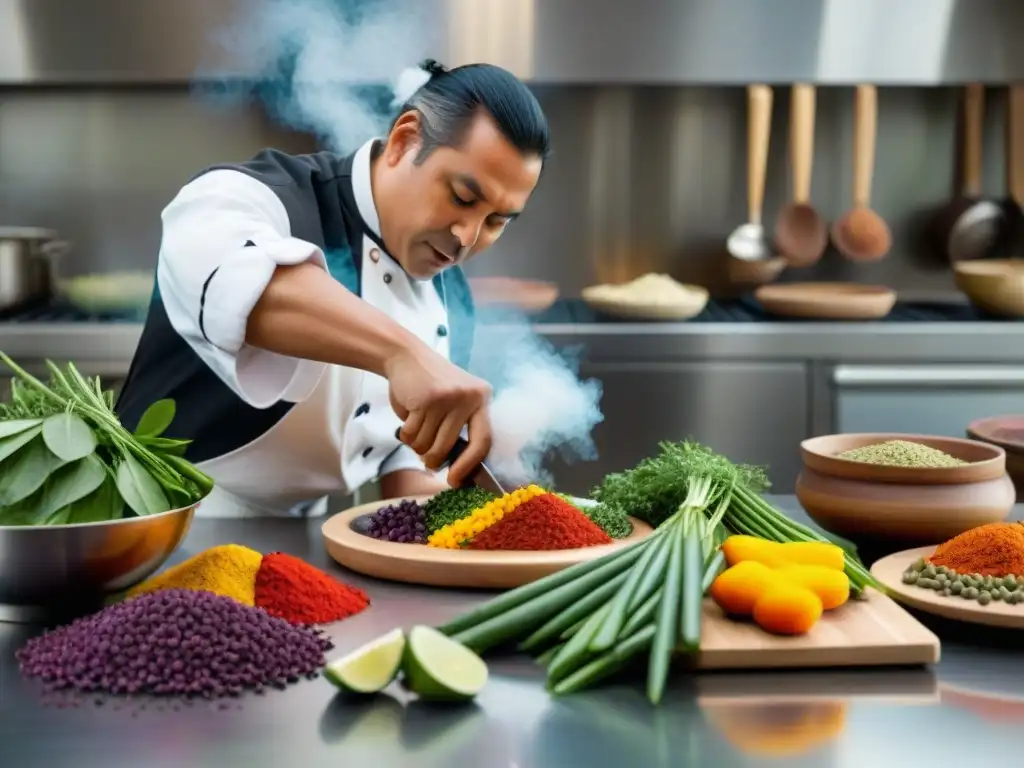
[967, 415, 1024, 502]
[954, 259, 1024, 317]
[796, 433, 1015, 546]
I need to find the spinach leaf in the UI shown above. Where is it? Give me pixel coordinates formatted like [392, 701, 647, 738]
[41, 412, 97, 461]
[54, 474, 123, 525]
[0, 424, 43, 463]
[38, 454, 107, 521]
[0, 438, 66, 506]
[135, 398, 176, 438]
[115, 454, 171, 516]
[0, 418, 43, 440]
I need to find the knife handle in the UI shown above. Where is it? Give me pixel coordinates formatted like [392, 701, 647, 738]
[394, 427, 468, 470]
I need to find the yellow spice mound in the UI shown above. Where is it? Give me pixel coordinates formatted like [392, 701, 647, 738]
[126, 543, 263, 606]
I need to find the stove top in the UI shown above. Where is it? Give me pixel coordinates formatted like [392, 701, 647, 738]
[480, 297, 1015, 324]
[0, 297, 1012, 326]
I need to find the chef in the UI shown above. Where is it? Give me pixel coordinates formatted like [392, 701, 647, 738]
[115, 59, 550, 518]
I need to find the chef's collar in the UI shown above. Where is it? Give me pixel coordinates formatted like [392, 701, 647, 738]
[352, 138, 383, 240]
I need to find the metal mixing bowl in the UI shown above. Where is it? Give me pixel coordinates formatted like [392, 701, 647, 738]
[0, 502, 197, 623]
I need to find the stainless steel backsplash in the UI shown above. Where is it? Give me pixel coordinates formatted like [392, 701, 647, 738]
[0, 84, 1006, 292]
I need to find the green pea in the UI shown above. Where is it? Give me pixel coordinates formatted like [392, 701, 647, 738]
[916, 578, 936, 590]
[1005, 575, 1018, 589]
[943, 587, 953, 597]
[1011, 591, 1024, 605]
[923, 566, 937, 578]
[978, 592, 992, 606]
[936, 574, 949, 585]
[913, 559, 926, 572]
[964, 587, 979, 600]
[951, 581, 964, 595]
[936, 565, 949, 575]
[1000, 587, 1013, 602]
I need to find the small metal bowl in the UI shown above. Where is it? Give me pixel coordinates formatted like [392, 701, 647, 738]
[0, 501, 198, 623]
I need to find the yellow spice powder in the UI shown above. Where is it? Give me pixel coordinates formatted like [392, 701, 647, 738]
[127, 544, 264, 605]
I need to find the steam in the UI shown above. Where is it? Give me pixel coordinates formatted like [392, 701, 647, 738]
[199, 0, 434, 153]
[472, 316, 604, 488]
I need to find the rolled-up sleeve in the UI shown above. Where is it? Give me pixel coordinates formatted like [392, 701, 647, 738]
[157, 169, 328, 408]
[379, 444, 448, 481]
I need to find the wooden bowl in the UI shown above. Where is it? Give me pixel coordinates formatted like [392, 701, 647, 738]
[468, 276, 559, 314]
[581, 283, 709, 321]
[796, 433, 1015, 545]
[754, 283, 896, 319]
[954, 259, 1024, 317]
[967, 415, 1024, 502]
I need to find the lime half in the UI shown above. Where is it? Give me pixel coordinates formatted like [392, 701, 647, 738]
[403, 625, 489, 701]
[324, 628, 406, 694]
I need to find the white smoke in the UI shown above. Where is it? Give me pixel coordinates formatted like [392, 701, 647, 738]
[202, 0, 436, 153]
[473, 317, 604, 488]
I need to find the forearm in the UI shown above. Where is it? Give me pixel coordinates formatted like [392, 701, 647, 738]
[246, 262, 419, 377]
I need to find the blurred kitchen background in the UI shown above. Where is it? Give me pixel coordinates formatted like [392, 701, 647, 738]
[3, 0, 1024, 498]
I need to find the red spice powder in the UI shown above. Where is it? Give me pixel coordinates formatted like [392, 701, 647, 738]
[254, 552, 370, 625]
[468, 493, 612, 551]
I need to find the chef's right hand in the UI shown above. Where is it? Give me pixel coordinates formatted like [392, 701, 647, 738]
[386, 343, 493, 488]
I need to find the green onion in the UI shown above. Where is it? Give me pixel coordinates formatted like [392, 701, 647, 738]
[552, 624, 656, 696]
[648, 518, 685, 705]
[520, 568, 630, 653]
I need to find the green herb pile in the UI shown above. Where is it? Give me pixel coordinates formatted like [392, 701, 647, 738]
[556, 494, 633, 539]
[0, 354, 214, 527]
[423, 487, 497, 534]
[436, 440, 880, 705]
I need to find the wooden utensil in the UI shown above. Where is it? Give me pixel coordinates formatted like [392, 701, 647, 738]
[996, 85, 1024, 256]
[775, 84, 827, 266]
[935, 84, 1003, 262]
[754, 282, 896, 319]
[468, 276, 559, 314]
[954, 258, 1024, 316]
[322, 498, 654, 589]
[832, 85, 892, 262]
[873, 546, 1024, 630]
[726, 84, 774, 262]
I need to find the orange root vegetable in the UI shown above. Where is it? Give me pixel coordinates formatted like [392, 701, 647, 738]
[709, 561, 780, 616]
[778, 564, 850, 610]
[752, 585, 823, 635]
[721, 535, 845, 571]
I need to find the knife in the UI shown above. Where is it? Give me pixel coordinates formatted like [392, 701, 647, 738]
[394, 428, 506, 496]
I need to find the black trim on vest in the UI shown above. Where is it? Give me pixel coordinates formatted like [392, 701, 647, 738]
[116, 148, 366, 463]
[198, 266, 220, 344]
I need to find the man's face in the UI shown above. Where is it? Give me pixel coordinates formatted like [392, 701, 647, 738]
[376, 111, 544, 280]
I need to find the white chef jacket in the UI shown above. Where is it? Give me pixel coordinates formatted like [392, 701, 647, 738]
[115, 139, 476, 518]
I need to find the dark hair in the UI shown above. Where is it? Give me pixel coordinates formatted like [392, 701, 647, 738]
[391, 58, 550, 165]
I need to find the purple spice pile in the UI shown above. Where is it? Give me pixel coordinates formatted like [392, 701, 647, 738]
[16, 589, 333, 699]
[367, 499, 427, 543]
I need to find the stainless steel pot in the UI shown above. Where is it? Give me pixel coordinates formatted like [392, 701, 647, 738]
[0, 227, 68, 311]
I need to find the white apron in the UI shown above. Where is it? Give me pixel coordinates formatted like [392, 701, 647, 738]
[193, 236, 451, 518]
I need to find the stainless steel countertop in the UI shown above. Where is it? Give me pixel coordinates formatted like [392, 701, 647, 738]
[2, 496, 1024, 767]
[5, 320, 1024, 368]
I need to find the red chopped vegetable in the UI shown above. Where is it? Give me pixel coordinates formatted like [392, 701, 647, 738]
[468, 493, 613, 551]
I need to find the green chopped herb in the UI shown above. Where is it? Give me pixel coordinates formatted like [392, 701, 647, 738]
[837, 439, 967, 468]
[423, 487, 497, 535]
[555, 495, 633, 539]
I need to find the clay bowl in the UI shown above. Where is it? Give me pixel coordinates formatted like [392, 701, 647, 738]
[953, 259, 1024, 317]
[967, 415, 1024, 502]
[796, 433, 1015, 546]
[468, 276, 559, 314]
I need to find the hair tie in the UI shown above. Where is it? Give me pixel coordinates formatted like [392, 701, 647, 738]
[420, 58, 448, 78]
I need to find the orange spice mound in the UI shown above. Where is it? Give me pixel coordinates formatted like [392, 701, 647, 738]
[928, 522, 1024, 576]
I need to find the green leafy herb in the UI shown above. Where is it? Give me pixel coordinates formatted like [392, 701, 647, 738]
[0, 437, 66, 506]
[135, 399, 176, 438]
[0, 424, 43, 462]
[38, 455, 107, 521]
[0, 353, 213, 527]
[42, 412, 97, 461]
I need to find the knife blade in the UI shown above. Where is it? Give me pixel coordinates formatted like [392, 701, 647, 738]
[394, 428, 506, 496]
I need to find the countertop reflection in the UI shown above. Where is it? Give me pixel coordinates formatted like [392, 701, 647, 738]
[2, 496, 1024, 767]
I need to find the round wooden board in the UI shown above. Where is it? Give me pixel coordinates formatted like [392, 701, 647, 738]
[871, 546, 1024, 629]
[321, 497, 654, 589]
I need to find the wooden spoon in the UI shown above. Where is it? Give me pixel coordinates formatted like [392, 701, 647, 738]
[996, 85, 1024, 256]
[832, 85, 892, 262]
[934, 84, 1003, 263]
[726, 84, 774, 262]
[775, 84, 827, 267]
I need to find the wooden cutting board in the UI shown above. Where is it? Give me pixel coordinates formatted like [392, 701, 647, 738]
[695, 588, 939, 670]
